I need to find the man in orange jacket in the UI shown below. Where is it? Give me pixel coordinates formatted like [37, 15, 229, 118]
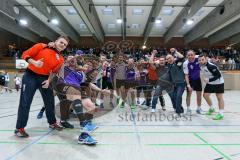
[15, 36, 69, 138]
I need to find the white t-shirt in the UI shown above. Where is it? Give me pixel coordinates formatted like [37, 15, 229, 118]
[4, 74, 10, 82]
[15, 77, 21, 85]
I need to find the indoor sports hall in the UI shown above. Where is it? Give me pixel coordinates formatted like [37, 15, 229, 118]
[0, 0, 240, 160]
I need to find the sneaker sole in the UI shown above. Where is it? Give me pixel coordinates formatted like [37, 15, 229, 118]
[14, 132, 29, 138]
[60, 122, 74, 129]
[213, 117, 224, 120]
[61, 126, 74, 129]
[78, 139, 98, 145]
[49, 126, 64, 131]
[78, 141, 97, 145]
[15, 135, 29, 138]
[213, 118, 223, 120]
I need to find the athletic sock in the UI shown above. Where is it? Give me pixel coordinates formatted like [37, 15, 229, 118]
[219, 109, 224, 116]
[210, 106, 214, 110]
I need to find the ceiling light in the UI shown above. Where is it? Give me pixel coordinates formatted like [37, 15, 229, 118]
[132, 9, 144, 15]
[102, 8, 113, 15]
[186, 19, 194, 25]
[66, 8, 77, 15]
[161, 8, 174, 15]
[155, 18, 162, 24]
[116, 18, 122, 24]
[142, 45, 147, 49]
[79, 23, 87, 31]
[51, 19, 59, 25]
[19, 19, 28, 26]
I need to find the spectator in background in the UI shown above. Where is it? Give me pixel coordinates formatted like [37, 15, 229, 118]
[14, 75, 21, 92]
[0, 71, 5, 94]
[232, 58, 236, 70]
[228, 58, 233, 70]
[4, 71, 12, 93]
[235, 57, 240, 70]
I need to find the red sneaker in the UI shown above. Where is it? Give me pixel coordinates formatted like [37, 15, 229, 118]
[14, 128, 29, 138]
[49, 123, 63, 131]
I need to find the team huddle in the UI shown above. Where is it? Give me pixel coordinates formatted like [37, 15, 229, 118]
[14, 36, 225, 145]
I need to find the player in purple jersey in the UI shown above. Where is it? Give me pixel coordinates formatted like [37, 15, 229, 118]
[183, 50, 203, 114]
[100, 61, 114, 108]
[135, 60, 148, 109]
[48, 55, 111, 145]
[124, 58, 137, 109]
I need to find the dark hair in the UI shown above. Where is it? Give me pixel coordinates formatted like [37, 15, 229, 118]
[198, 54, 205, 58]
[57, 35, 70, 43]
[187, 50, 195, 54]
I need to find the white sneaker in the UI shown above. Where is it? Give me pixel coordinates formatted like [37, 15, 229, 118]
[186, 108, 192, 115]
[151, 109, 156, 113]
[141, 105, 148, 110]
[196, 108, 203, 114]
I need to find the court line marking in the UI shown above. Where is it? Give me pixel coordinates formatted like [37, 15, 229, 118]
[193, 133, 231, 160]
[1, 130, 240, 134]
[130, 110, 141, 145]
[96, 124, 240, 127]
[214, 153, 240, 160]
[1, 141, 240, 146]
[0, 106, 43, 119]
[211, 146, 232, 160]
[0, 103, 43, 110]
[0, 109, 41, 119]
[4, 129, 53, 160]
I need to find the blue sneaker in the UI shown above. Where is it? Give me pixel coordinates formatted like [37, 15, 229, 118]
[37, 111, 44, 119]
[81, 121, 98, 132]
[78, 132, 97, 145]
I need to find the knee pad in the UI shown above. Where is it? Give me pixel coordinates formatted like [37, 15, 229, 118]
[72, 99, 83, 114]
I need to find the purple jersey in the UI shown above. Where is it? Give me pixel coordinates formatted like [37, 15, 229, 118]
[138, 70, 147, 85]
[183, 58, 200, 80]
[103, 67, 113, 83]
[126, 68, 135, 82]
[110, 67, 116, 81]
[59, 66, 83, 88]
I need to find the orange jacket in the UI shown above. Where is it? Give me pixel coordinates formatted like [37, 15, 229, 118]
[22, 43, 64, 75]
[147, 65, 158, 81]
